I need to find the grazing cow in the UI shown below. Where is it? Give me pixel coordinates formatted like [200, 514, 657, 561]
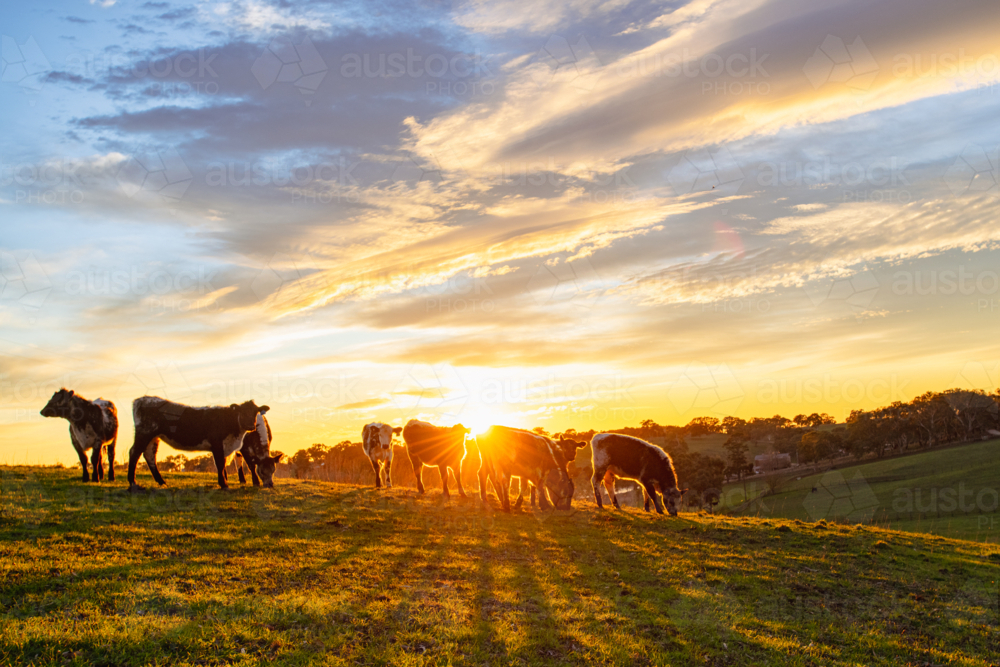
[129, 396, 269, 491]
[40, 389, 118, 483]
[362, 422, 402, 488]
[590, 433, 687, 516]
[401, 420, 471, 498]
[477, 426, 582, 512]
[232, 413, 283, 488]
[513, 435, 588, 509]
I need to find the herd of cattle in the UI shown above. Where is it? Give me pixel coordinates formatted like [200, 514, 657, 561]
[40, 389, 688, 515]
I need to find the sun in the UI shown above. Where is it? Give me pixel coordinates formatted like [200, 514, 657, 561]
[461, 408, 498, 436]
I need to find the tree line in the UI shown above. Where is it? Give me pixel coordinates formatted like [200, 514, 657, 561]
[156, 387, 999, 506]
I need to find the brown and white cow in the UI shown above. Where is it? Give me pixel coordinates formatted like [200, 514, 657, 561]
[40, 389, 119, 483]
[401, 419, 471, 498]
[590, 433, 687, 516]
[362, 422, 401, 488]
[512, 435, 588, 509]
[477, 426, 581, 512]
[128, 396, 269, 491]
[232, 413, 283, 488]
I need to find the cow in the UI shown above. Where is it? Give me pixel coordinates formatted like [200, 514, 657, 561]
[362, 422, 402, 488]
[231, 413, 283, 488]
[512, 435, 588, 509]
[401, 420, 471, 498]
[590, 433, 687, 516]
[40, 389, 118, 483]
[477, 426, 581, 512]
[128, 396, 269, 491]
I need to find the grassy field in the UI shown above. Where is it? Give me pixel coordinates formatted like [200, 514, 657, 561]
[722, 439, 1000, 543]
[1, 467, 998, 666]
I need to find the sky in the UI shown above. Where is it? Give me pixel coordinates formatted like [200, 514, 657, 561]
[1, 0, 999, 466]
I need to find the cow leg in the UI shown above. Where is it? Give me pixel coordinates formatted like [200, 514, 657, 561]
[530, 484, 537, 508]
[369, 455, 382, 489]
[212, 448, 229, 489]
[143, 439, 167, 487]
[603, 472, 620, 510]
[248, 462, 261, 487]
[513, 478, 525, 510]
[534, 477, 552, 511]
[91, 444, 103, 483]
[127, 434, 147, 490]
[384, 456, 393, 488]
[644, 482, 665, 514]
[236, 455, 247, 485]
[592, 469, 604, 509]
[71, 433, 90, 482]
[497, 472, 511, 512]
[453, 460, 467, 499]
[412, 459, 426, 495]
[440, 465, 451, 499]
[643, 487, 652, 512]
[107, 437, 116, 482]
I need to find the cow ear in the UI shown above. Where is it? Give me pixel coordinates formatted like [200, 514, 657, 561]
[230, 403, 239, 410]
[259, 405, 270, 414]
[393, 427, 402, 435]
[271, 453, 284, 463]
[680, 488, 689, 496]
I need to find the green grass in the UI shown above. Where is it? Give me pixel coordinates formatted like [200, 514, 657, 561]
[722, 439, 1000, 542]
[1, 467, 998, 666]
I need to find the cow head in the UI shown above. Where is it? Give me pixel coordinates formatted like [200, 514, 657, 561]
[663, 486, 688, 517]
[375, 424, 402, 449]
[256, 451, 284, 488]
[232, 401, 269, 432]
[41, 388, 78, 420]
[555, 436, 587, 464]
[543, 467, 576, 510]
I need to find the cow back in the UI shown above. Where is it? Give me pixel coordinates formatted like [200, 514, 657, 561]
[402, 419, 466, 464]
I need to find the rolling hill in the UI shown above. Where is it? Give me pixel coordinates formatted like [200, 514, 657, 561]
[722, 438, 1000, 543]
[1, 467, 997, 666]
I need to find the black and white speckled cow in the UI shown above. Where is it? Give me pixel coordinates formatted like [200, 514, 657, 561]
[40, 389, 119, 483]
[232, 413, 283, 488]
[362, 422, 401, 488]
[128, 396, 269, 491]
[590, 433, 687, 516]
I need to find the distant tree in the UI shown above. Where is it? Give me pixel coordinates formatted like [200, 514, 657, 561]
[722, 434, 752, 499]
[684, 416, 721, 437]
[289, 450, 312, 479]
[159, 454, 188, 472]
[532, 427, 550, 437]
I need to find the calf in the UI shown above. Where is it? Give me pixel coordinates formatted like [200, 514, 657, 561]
[40, 389, 118, 483]
[513, 435, 587, 509]
[401, 419, 471, 498]
[129, 396, 269, 491]
[232, 414, 283, 487]
[591, 433, 687, 515]
[362, 422, 401, 488]
[477, 426, 580, 512]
